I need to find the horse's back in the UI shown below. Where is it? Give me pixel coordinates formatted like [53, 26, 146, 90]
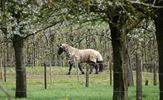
[79, 49, 103, 63]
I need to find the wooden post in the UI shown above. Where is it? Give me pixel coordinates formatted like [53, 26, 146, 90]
[44, 63, 47, 89]
[136, 51, 142, 100]
[153, 62, 157, 86]
[4, 64, 6, 82]
[0, 58, 3, 80]
[74, 58, 79, 81]
[85, 65, 89, 87]
[109, 62, 112, 86]
[76, 64, 79, 81]
[3, 43, 6, 82]
[49, 59, 52, 84]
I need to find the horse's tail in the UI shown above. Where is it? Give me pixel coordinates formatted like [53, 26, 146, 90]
[96, 52, 103, 72]
[97, 61, 104, 72]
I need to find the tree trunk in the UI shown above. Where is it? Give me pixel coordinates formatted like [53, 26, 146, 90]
[13, 35, 27, 98]
[136, 48, 142, 100]
[127, 40, 134, 86]
[110, 25, 128, 100]
[154, 5, 163, 100]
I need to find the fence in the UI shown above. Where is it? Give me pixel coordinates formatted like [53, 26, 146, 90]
[0, 64, 160, 100]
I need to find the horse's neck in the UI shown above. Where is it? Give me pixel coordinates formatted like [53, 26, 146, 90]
[66, 46, 79, 57]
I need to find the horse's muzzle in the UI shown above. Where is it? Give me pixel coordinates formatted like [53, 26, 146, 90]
[57, 47, 64, 55]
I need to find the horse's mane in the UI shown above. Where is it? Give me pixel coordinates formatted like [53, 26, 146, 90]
[61, 43, 79, 53]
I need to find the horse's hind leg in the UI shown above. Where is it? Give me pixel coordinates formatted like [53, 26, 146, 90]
[89, 62, 94, 74]
[89, 62, 98, 74]
[98, 61, 104, 72]
[89, 65, 93, 74]
[78, 63, 85, 74]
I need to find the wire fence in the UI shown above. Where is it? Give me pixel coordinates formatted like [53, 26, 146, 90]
[0, 65, 160, 99]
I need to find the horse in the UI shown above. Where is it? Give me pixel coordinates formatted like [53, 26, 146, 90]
[57, 43, 104, 74]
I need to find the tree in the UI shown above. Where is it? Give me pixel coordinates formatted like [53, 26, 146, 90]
[154, 1, 163, 100]
[0, 0, 64, 98]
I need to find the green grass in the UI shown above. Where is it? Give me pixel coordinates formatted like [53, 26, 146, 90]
[0, 67, 159, 100]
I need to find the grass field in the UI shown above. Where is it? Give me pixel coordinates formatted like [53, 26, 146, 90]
[0, 66, 159, 100]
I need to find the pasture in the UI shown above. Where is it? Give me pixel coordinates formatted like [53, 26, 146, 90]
[0, 66, 159, 100]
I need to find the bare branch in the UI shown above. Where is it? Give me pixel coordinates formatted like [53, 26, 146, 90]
[24, 20, 63, 39]
[130, 1, 163, 8]
[153, 0, 157, 5]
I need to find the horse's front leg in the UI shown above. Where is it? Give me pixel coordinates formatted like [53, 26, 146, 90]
[78, 63, 85, 74]
[67, 62, 73, 75]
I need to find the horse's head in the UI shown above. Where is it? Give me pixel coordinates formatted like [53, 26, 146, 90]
[57, 43, 69, 55]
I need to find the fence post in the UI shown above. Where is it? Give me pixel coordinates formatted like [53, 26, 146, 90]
[44, 63, 47, 89]
[85, 65, 89, 87]
[4, 64, 6, 82]
[153, 62, 157, 86]
[74, 58, 79, 81]
[77, 64, 79, 81]
[0, 59, 3, 80]
[109, 62, 112, 86]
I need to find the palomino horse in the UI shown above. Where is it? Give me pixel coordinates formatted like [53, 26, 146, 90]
[57, 43, 104, 74]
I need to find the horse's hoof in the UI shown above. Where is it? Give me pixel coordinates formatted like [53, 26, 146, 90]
[67, 72, 71, 75]
[95, 72, 98, 74]
[81, 72, 85, 74]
